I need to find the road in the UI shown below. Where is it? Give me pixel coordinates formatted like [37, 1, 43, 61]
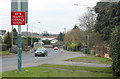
[1, 48, 111, 72]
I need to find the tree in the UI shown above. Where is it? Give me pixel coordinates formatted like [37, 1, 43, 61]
[42, 31, 50, 37]
[57, 32, 64, 41]
[64, 25, 85, 44]
[13, 28, 18, 37]
[79, 7, 97, 32]
[4, 32, 12, 48]
[0, 36, 2, 43]
[94, 2, 120, 42]
[110, 26, 120, 79]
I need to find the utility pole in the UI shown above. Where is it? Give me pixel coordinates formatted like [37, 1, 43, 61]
[87, 35, 89, 54]
[12, 25, 13, 52]
[17, 0, 22, 72]
[27, 24, 28, 46]
[31, 25, 33, 48]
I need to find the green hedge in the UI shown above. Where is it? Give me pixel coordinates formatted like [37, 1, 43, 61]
[42, 40, 51, 45]
[0, 44, 8, 51]
[64, 42, 82, 51]
[110, 27, 120, 78]
[70, 44, 76, 51]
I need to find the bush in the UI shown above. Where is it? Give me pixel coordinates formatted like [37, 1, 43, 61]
[76, 42, 83, 51]
[64, 42, 70, 50]
[0, 36, 2, 43]
[11, 45, 17, 54]
[0, 44, 8, 51]
[70, 44, 76, 51]
[42, 40, 51, 45]
[65, 42, 70, 47]
[110, 26, 120, 79]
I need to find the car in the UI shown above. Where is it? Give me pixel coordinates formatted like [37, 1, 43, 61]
[54, 47, 58, 50]
[35, 48, 48, 57]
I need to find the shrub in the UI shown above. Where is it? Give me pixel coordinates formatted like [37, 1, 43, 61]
[65, 42, 70, 47]
[0, 44, 8, 51]
[70, 44, 76, 51]
[76, 42, 83, 51]
[0, 36, 2, 43]
[12, 45, 17, 54]
[110, 26, 120, 79]
[42, 40, 51, 45]
[64, 42, 70, 50]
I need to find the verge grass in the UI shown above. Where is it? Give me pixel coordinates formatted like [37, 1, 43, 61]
[0, 51, 11, 56]
[65, 54, 112, 64]
[2, 64, 112, 77]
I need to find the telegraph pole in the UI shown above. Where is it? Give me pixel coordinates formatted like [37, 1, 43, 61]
[87, 35, 89, 54]
[12, 25, 13, 52]
[27, 24, 28, 46]
[17, 0, 22, 72]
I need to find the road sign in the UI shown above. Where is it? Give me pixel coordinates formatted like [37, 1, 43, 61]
[11, 11, 26, 25]
[11, 0, 28, 23]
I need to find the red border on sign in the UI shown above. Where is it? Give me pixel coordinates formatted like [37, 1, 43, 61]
[11, 11, 26, 25]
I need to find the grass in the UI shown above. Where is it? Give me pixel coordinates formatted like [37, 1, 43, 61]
[0, 51, 11, 56]
[65, 54, 112, 64]
[2, 64, 112, 77]
[40, 64, 112, 73]
[64, 50, 81, 52]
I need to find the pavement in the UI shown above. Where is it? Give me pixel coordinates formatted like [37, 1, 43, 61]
[1, 48, 111, 72]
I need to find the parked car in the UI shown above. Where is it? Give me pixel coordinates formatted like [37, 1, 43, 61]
[54, 47, 58, 50]
[35, 48, 48, 57]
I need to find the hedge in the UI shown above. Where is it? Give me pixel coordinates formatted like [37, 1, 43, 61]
[110, 26, 120, 79]
[0, 44, 8, 51]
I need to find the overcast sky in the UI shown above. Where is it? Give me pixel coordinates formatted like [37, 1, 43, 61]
[0, 0, 101, 34]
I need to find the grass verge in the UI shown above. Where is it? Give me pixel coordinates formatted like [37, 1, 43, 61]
[64, 50, 81, 52]
[0, 51, 11, 56]
[65, 54, 112, 64]
[2, 64, 112, 77]
[40, 64, 112, 73]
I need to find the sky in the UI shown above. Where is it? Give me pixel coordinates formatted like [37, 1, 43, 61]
[0, 0, 101, 34]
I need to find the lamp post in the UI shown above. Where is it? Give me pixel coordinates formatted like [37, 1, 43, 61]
[29, 22, 40, 48]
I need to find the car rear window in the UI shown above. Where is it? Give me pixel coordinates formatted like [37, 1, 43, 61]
[37, 48, 45, 51]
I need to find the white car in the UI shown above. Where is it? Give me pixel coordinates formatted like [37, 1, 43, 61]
[35, 48, 48, 57]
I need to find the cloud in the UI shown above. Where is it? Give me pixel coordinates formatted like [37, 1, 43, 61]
[0, 0, 101, 34]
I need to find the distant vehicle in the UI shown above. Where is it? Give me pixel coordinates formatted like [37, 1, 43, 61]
[35, 48, 48, 57]
[54, 47, 58, 50]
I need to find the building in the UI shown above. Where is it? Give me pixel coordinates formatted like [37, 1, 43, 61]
[51, 39, 58, 44]
[41, 37, 56, 41]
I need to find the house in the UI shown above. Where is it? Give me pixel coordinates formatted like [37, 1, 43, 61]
[51, 39, 58, 44]
[41, 37, 56, 41]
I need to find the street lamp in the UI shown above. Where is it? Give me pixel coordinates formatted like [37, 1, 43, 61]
[29, 22, 40, 48]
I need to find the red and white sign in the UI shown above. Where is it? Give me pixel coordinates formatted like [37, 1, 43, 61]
[11, 12, 25, 25]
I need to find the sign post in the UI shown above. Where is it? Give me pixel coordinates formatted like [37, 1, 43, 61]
[17, 0, 22, 72]
[11, 0, 28, 72]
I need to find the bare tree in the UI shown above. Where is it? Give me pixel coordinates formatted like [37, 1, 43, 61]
[79, 7, 97, 32]
[64, 27, 86, 44]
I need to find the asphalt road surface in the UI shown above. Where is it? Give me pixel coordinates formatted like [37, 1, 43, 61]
[1, 48, 111, 72]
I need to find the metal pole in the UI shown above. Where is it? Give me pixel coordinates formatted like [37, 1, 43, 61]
[17, 0, 22, 72]
[12, 25, 13, 52]
[87, 35, 89, 54]
[27, 24, 28, 46]
[31, 25, 33, 48]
